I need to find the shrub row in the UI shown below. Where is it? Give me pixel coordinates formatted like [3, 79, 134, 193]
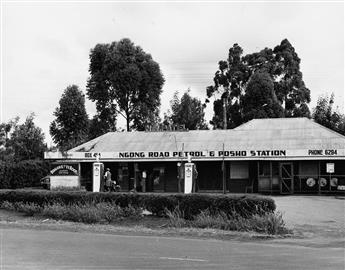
[0, 160, 49, 189]
[0, 190, 275, 218]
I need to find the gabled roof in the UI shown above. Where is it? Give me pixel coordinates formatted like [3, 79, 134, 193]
[44, 118, 345, 161]
[232, 117, 345, 149]
[69, 117, 345, 153]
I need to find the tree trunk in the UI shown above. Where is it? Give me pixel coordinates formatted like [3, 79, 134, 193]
[126, 113, 130, 131]
[126, 120, 130, 132]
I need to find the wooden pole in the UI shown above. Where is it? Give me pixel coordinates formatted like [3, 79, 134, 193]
[179, 143, 184, 193]
[222, 143, 226, 194]
[222, 94, 227, 192]
[223, 98, 227, 130]
[318, 161, 321, 195]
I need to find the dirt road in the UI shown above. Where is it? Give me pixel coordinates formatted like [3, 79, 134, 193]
[0, 195, 344, 269]
[1, 227, 344, 270]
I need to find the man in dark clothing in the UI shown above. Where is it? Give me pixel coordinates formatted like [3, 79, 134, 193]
[104, 168, 112, 191]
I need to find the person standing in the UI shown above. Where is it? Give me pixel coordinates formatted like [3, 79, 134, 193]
[192, 163, 198, 193]
[104, 168, 112, 191]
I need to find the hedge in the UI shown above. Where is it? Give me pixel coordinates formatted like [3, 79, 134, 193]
[0, 190, 275, 219]
[0, 160, 49, 189]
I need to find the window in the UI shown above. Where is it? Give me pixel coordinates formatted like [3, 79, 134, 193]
[153, 167, 165, 187]
[299, 162, 318, 178]
[272, 163, 279, 176]
[259, 162, 270, 176]
[230, 162, 249, 179]
[117, 163, 128, 182]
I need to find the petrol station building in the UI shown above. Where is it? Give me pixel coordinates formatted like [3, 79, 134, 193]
[44, 118, 345, 194]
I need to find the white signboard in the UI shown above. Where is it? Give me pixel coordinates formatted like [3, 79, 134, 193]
[184, 163, 194, 194]
[50, 176, 79, 189]
[326, 163, 335, 173]
[44, 148, 345, 161]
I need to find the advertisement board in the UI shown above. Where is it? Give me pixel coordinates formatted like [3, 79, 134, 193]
[50, 163, 79, 176]
[326, 163, 335, 173]
[45, 148, 345, 161]
[49, 163, 79, 189]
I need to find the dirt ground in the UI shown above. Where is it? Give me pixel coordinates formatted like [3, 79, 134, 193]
[272, 195, 345, 248]
[274, 195, 344, 229]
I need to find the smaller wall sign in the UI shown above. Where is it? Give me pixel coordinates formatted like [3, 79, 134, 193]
[50, 164, 79, 176]
[326, 163, 335, 173]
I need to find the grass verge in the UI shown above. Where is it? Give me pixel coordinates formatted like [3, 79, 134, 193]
[0, 201, 142, 224]
[166, 207, 291, 235]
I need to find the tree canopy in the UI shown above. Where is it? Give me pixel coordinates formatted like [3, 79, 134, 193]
[87, 38, 165, 132]
[206, 43, 250, 128]
[6, 114, 46, 161]
[0, 117, 18, 148]
[50, 85, 89, 150]
[245, 39, 311, 117]
[313, 93, 345, 135]
[0, 117, 19, 160]
[242, 71, 284, 121]
[164, 90, 208, 130]
[206, 39, 311, 129]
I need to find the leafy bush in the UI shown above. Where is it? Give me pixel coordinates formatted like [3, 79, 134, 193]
[192, 209, 230, 229]
[244, 211, 290, 235]
[41, 203, 68, 220]
[0, 200, 143, 224]
[43, 203, 102, 223]
[141, 194, 178, 216]
[170, 194, 275, 219]
[51, 186, 86, 192]
[0, 190, 275, 219]
[0, 160, 49, 188]
[42, 202, 143, 223]
[166, 207, 290, 235]
[0, 201, 42, 216]
[0, 200, 16, 211]
[14, 202, 43, 216]
[0, 194, 287, 235]
[165, 206, 187, 228]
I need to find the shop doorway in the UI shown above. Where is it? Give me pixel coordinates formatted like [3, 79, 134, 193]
[280, 163, 294, 194]
[146, 167, 165, 192]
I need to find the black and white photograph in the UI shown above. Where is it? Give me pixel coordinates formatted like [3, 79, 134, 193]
[0, 0, 344, 269]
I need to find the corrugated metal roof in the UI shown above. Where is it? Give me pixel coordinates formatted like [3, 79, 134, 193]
[70, 118, 345, 152]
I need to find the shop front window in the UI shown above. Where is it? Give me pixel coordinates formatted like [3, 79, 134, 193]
[299, 162, 318, 178]
[258, 161, 280, 192]
[151, 167, 165, 191]
[230, 162, 249, 179]
[259, 162, 270, 176]
[117, 163, 129, 191]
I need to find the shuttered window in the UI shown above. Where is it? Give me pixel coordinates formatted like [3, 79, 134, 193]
[299, 162, 318, 178]
[230, 162, 249, 179]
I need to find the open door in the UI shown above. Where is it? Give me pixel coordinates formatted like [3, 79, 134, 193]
[145, 167, 165, 192]
[280, 163, 294, 194]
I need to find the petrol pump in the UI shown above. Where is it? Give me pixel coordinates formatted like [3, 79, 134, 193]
[92, 154, 104, 192]
[184, 155, 197, 194]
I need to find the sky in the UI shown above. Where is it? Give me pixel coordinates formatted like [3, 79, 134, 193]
[1, 1, 344, 145]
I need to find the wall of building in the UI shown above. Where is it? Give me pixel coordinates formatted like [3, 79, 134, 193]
[77, 159, 345, 194]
